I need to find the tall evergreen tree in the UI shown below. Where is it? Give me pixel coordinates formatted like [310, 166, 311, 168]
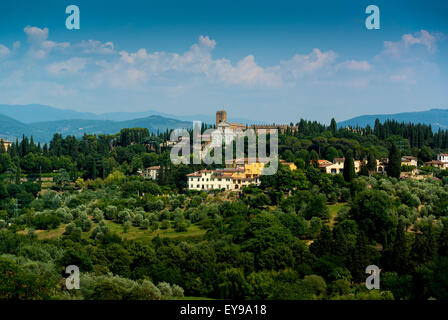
[332, 225, 349, 264]
[310, 225, 333, 257]
[15, 159, 21, 184]
[92, 158, 97, 180]
[438, 222, 448, 257]
[329, 118, 337, 136]
[343, 150, 355, 182]
[349, 232, 370, 282]
[367, 151, 377, 172]
[385, 219, 409, 274]
[387, 143, 401, 178]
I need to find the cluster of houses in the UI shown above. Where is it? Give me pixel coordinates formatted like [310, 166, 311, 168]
[187, 158, 296, 191]
[315, 156, 418, 175]
[314, 153, 448, 176]
[424, 154, 448, 170]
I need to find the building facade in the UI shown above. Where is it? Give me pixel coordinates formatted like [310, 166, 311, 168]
[187, 168, 260, 191]
[0, 139, 12, 152]
[138, 166, 160, 180]
[437, 153, 448, 163]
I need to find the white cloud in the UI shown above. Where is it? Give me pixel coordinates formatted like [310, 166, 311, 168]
[379, 30, 444, 59]
[24, 26, 49, 44]
[214, 55, 281, 87]
[388, 67, 418, 85]
[337, 60, 372, 71]
[279, 48, 336, 78]
[79, 40, 115, 54]
[16, 26, 446, 97]
[198, 35, 216, 50]
[24, 25, 69, 58]
[116, 35, 279, 87]
[0, 44, 11, 58]
[46, 57, 87, 75]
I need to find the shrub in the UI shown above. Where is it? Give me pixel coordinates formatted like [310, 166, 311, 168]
[157, 282, 173, 297]
[92, 208, 104, 223]
[171, 284, 184, 297]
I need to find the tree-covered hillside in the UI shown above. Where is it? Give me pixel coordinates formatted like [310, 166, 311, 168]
[1, 119, 448, 300]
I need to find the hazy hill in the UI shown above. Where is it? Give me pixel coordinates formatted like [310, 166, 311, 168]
[338, 108, 448, 131]
[0, 114, 191, 143]
[0, 114, 32, 141]
[0, 104, 252, 125]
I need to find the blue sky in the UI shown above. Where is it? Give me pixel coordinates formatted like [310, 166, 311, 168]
[0, 0, 447, 123]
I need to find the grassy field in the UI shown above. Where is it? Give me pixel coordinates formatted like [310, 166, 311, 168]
[22, 219, 207, 241]
[327, 202, 349, 227]
[21, 202, 348, 241]
[104, 220, 207, 241]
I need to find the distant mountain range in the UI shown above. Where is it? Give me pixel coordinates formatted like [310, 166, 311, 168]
[0, 112, 192, 143]
[0, 104, 252, 125]
[338, 108, 448, 131]
[3, 104, 448, 143]
[0, 104, 257, 143]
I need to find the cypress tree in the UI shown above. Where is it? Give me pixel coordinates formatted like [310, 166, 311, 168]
[15, 159, 21, 184]
[329, 118, 337, 136]
[343, 150, 355, 182]
[367, 151, 377, 172]
[388, 219, 409, 274]
[438, 222, 448, 257]
[92, 158, 97, 180]
[310, 225, 333, 257]
[359, 163, 369, 176]
[387, 143, 401, 178]
[332, 225, 349, 264]
[350, 232, 370, 282]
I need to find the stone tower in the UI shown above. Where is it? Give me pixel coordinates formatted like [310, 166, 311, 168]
[216, 110, 227, 126]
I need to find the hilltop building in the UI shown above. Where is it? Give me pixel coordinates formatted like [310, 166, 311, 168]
[401, 156, 418, 167]
[317, 158, 362, 174]
[138, 166, 160, 180]
[187, 167, 260, 191]
[250, 124, 298, 134]
[215, 109, 298, 135]
[425, 160, 447, 170]
[0, 139, 12, 152]
[187, 157, 297, 192]
[315, 155, 420, 175]
[437, 153, 448, 163]
[215, 110, 246, 131]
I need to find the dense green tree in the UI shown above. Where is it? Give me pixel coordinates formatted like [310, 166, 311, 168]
[343, 150, 355, 182]
[387, 143, 401, 178]
[367, 151, 377, 172]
